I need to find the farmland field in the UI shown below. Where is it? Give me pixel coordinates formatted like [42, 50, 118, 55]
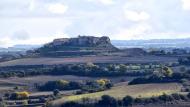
[0, 75, 135, 96]
[0, 55, 178, 67]
[0, 75, 135, 85]
[52, 82, 182, 106]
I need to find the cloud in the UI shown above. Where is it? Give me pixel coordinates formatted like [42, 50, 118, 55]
[54, 31, 69, 38]
[0, 37, 10, 47]
[181, 0, 190, 10]
[124, 10, 150, 22]
[11, 30, 30, 40]
[113, 23, 152, 40]
[98, 0, 114, 5]
[1, 0, 190, 47]
[87, 0, 114, 5]
[47, 3, 68, 14]
[28, 0, 35, 11]
[0, 17, 72, 47]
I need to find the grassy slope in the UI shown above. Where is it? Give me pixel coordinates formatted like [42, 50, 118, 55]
[52, 83, 182, 106]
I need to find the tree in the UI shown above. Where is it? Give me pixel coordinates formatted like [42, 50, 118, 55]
[86, 62, 96, 67]
[39, 80, 70, 91]
[107, 64, 116, 71]
[10, 91, 29, 100]
[119, 64, 127, 73]
[98, 95, 117, 107]
[14, 86, 19, 90]
[22, 100, 28, 105]
[158, 93, 173, 102]
[171, 93, 181, 100]
[53, 89, 60, 96]
[96, 79, 106, 86]
[105, 82, 113, 89]
[96, 79, 113, 89]
[0, 100, 6, 107]
[187, 92, 190, 99]
[162, 66, 173, 77]
[123, 96, 134, 106]
[180, 66, 186, 72]
[61, 101, 84, 107]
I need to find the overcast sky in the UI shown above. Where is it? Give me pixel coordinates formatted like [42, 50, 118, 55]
[0, 0, 190, 47]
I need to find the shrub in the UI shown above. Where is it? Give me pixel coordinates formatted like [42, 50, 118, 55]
[180, 67, 186, 72]
[149, 97, 160, 103]
[171, 93, 181, 100]
[53, 89, 60, 96]
[118, 64, 127, 73]
[61, 101, 85, 107]
[39, 97, 47, 103]
[158, 94, 173, 102]
[4, 93, 10, 98]
[97, 95, 117, 107]
[179, 94, 188, 101]
[76, 90, 85, 95]
[187, 92, 190, 99]
[22, 100, 28, 105]
[134, 98, 143, 103]
[123, 96, 134, 106]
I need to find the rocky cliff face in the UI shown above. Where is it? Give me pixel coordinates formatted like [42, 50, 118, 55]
[32, 36, 118, 57]
[49, 36, 112, 47]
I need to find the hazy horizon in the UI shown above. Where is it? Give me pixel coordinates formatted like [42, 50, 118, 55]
[1, 0, 190, 47]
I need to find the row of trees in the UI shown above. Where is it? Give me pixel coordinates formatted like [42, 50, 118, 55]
[49, 63, 154, 77]
[178, 57, 190, 65]
[149, 49, 188, 56]
[38, 80, 81, 91]
[38, 79, 113, 93]
[129, 66, 190, 85]
[61, 93, 190, 107]
[0, 63, 161, 78]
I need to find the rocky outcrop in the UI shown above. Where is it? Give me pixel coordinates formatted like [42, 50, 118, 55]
[32, 36, 118, 57]
[49, 36, 112, 47]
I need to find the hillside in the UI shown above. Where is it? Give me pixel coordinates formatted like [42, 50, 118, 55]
[52, 83, 181, 106]
[29, 36, 118, 57]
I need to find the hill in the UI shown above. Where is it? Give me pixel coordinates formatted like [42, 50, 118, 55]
[28, 36, 118, 57]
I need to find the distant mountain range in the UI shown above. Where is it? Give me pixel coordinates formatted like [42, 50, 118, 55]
[0, 45, 42, 52]
[112, 38, 190, 49]
[1, 38, 190, 52]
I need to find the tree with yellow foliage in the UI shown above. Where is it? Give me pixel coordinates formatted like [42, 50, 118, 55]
[96, 79, 106, 86]
[96, 79, 112, 89]
[58, 80, 69, 85]
[162, 66, 173, 77]
[10, 91, 30, 100]
[16, 91, 30, 99]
